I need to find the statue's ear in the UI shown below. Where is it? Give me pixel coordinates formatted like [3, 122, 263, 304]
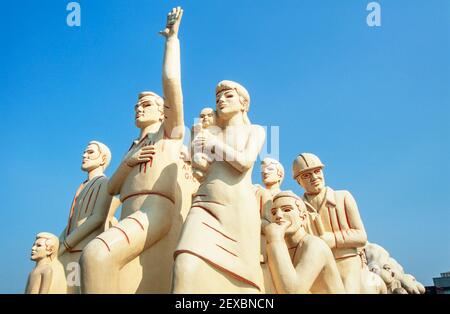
[101, 154, 107, 166]
[239, 97, 248, 111]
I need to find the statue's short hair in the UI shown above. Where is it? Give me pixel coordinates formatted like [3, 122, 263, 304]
[261, 157, 285, 184]
[216, 80, 250, 109]
[272, 190, 306, 213]
[36, 232, 59, 259]
[138, 91, 164, 108]
[89, 141, 112, 170]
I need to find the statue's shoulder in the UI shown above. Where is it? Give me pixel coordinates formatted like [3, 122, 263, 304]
[249, 124, 266, 139]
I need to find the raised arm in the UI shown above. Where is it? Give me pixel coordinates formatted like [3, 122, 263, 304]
[160, 7, 184, 139]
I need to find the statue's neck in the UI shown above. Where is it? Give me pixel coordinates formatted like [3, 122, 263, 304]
[306, 188, 327, 209]
[286, 227, 307, 249]
[35, 257, 52, 268]
[140, 122, 161, 140]
[265, 183, 281, 196]
[223, 112, 244, 127]
[88, 167, 104, 181]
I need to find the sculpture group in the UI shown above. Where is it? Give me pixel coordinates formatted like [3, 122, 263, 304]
[25, 6, 425, 294]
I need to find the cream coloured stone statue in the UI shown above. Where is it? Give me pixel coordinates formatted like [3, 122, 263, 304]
[365, 242, 425, 294]
[80, 7, 185, 293]
[173, 80, 266, 293]
[58, 141, 119, 294]
[265, 191, 346, 294]
[26, 233, 67, 294]
[254, 158, 286, 293]
[292, 153, 368, 293]
[178, 145, 200, 220]
[191, 107, 219, 181]
[359, 249, 387, 294]
[401, 274, 425, 294]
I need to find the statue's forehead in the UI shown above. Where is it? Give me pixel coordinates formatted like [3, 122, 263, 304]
[35, 237, 47, 245]
[85, 143, 99, 151]
[216, 88, 237, 97]
[273, 196, 296, 207]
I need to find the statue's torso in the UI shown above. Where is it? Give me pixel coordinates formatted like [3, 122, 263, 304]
[120, 126, 182, 214]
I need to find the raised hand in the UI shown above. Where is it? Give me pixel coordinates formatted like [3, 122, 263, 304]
[126, 145, 156, 167]
[159, 6, 183, 38]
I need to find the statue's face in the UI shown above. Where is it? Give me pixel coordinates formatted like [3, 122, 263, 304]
[261, 162, 281, 186]
[135, 96, 163, 129]
[30, 238, 48, 261]
[270, 197, 304, 235]
[199, 108, 215, 129]
[216, 89, 243, 118]
[81, 143, 103, 172]
[297, 167, 325, 194]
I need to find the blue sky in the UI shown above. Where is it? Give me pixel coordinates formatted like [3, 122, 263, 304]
[0, 0, 449, 293]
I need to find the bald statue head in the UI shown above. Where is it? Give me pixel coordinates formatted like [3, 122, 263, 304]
[199, 107, 216, 129]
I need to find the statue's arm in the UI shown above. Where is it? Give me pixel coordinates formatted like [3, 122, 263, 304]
[64, 181, 113, 249]
[215, 125, 266, 173]
[25, 272, 39, 294]
[107, 160, 132, 196]
[39, 268, 53, 294]
[335, 192, 367, 248]
[266, 238, 322, 294]
[161, 8, 184, 139]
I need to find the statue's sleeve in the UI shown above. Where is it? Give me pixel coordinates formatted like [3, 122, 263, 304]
[335, 191, 367, 249]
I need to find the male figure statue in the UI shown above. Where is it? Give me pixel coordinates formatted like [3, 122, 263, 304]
[26, 233, 67, 294]
[292, 153, 368, 293]
[59, 141, 118, 293]
[80, 7, 185, 293]
[265, 191, 346, 294]
[254, 158, 286, 293]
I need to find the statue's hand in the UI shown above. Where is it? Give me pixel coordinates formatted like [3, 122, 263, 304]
[193, 131, 217, 153]
[264, 221, 289, 243]
[126, 145, 155, 167]
[159, 6, 183, 38]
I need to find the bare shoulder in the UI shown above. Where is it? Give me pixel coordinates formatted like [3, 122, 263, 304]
[40, 265, 53, 276]
[304, 235, 333, 257]
[250, 124, 265, 136]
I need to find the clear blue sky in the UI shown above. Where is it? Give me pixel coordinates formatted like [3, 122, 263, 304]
[0, 0, 449, 293]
